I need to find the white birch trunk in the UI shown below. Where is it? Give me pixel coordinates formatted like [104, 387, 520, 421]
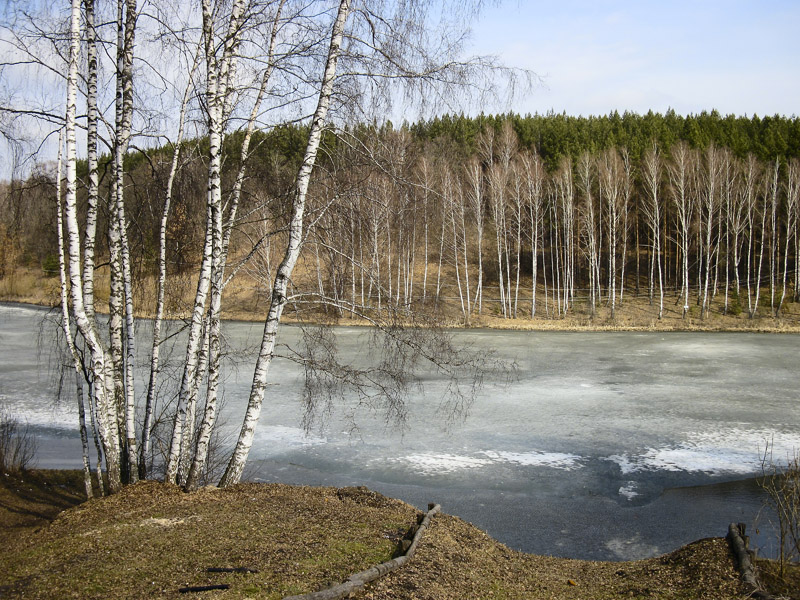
[219, 0, 351, 487]
[778, 159, 798, 315]
[82, 0, 99, 323]
[113, 0, 139, 483]
[55, 128, 94, 499]
[64, 0, 122, 492]
[642, 145, 663, 319]
[768, 159, 779, 315]
[668, 142, 695, 318]
[465, 159, 484, 315]
[166, 0, 247, 482]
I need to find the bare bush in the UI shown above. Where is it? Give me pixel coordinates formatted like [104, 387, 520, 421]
[759, 442, 800, 577]
[0, 404, 37, 473]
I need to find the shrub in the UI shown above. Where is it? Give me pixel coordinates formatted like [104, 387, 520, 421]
[41, 254, 59, 277]
[0, 404, 37, 473]
[759, 443, 800, 577]
[728, 289, 743, 316]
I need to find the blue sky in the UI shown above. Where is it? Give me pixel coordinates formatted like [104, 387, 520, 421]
[468, 0, 799, 117]
[2, 1, 798, 179]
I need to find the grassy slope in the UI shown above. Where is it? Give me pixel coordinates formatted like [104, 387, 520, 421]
[0, 470, 763, 600]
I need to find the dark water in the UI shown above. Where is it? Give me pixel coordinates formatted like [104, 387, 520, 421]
[2, 302, 797, 560]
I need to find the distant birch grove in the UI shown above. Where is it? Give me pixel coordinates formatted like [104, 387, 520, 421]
[299, 123, 799, 324]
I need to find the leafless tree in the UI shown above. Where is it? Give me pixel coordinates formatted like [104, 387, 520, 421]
[667, 141, 696, 318]
[641, 143, 664, 319]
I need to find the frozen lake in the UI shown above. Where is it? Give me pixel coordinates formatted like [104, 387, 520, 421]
[1, 301, 798, 560]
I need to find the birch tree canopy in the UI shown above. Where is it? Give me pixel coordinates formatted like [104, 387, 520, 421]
[0, 0, 524, 492]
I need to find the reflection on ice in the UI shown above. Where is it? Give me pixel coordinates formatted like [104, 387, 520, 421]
[605, 535, 661, 561]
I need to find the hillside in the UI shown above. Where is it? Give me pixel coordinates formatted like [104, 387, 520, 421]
[0, 470, 756, 599]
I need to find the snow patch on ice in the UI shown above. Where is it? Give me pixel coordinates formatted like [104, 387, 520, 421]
[606, 453, 637, 475]
[386, 449, 584, 475]
[638, 446, 755, 474]
[387, 453, 492, 475]
[606, 429, 800, 475]
[482, 450, 583, 470]
[619, 481, 639, 500]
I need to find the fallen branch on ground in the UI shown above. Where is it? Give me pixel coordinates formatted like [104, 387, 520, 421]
[283, 502, 441, 600]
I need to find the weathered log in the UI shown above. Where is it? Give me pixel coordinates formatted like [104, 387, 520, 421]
[725, 522, 776, 600]
[283, 503, 441, 600]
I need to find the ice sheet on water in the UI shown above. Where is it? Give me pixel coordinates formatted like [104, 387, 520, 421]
[253, 425, 326, 449]
[606, 428, 800, 475]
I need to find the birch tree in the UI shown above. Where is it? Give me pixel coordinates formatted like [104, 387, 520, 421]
[520, 150, 544, 317]
[216, 0, 516, 484]
[62, 0, 124, 492]
[164, 0, 242, 483]
[641, 143, 664, 319]
[778, 158, 799, 315]
[668, 141, 696, 318]
[8, 0, 526, 490]
[699, 145, 721, 319]
[725, 154, 747, 312]
[618, 147, 632, 305]
[598, 148, 626, 319]
[577, 152, 599, 316]
[766, 158, 780, 316]
[743, 155, 764, 318]
[464, 157, 485, 315]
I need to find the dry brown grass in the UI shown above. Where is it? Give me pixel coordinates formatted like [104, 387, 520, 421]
[0, 268, 61, 306]
[3, 264, 799, 333]
[1, 475, 414, 599]
[755, 558, 800, 599]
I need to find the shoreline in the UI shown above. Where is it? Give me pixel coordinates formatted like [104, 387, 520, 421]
[20, 428, 783, 564]
[3, 296, 800, 334]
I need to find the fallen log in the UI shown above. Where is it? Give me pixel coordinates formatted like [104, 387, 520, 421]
[725, 522, 776, 600]
[283, 503, 441, 600]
